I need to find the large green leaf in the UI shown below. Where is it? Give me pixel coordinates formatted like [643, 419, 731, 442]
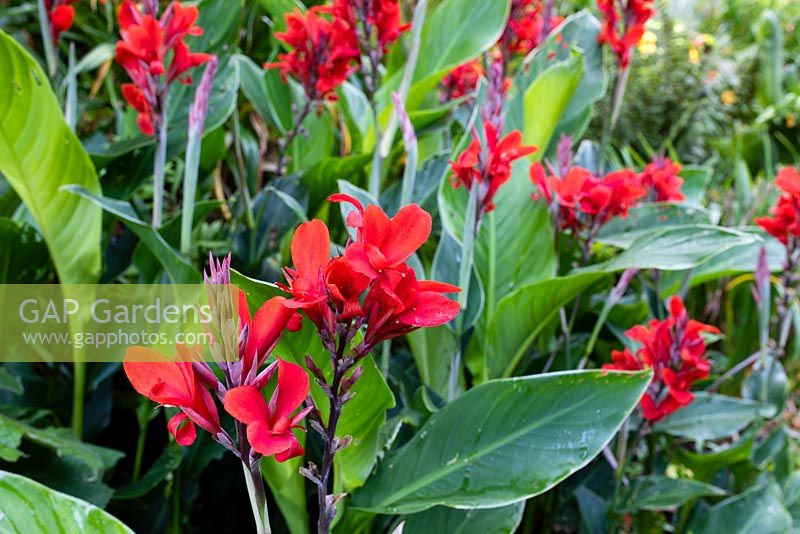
[350, 369, 650, 514]
[696, 481, 791, 534]
[597, 204, 716, 249]
[402, 503, 524, 534]
[0, 470, 133, 533]
[483, 272, 606, 379]
[583, 225, 762, 273]
[653, 392, 776, 441]
[0, 30, 101, 283]
[624, 475, 726, 511]
[522, 56, 583, 156]
[381, 0, 509, 112]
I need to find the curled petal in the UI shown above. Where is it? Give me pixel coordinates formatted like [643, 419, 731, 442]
[167, 412, 197, 446]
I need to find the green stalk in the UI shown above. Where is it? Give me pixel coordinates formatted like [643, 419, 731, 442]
[368, 106, 383, 198]
[180, 129, 201, 254]
[71, 360, 85, 436]
[132, 424, 147, 482]
[242, 461, 271, 534]
[232, 111, 255, 229]
[449, 184, 479, 401]
[36, 0, 57, 77]
[152, 109, 169, 229]
[599, 64, 631, 174]
[486, 211, 497, 319]
[64, 43, 77, 130]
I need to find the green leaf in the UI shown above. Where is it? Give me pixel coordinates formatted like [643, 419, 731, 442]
[0, 470, 132, 533]
[407, 325, 459, 398]
[626, 475, 726, 511]
[549, 12, 607, 145]
[350, 369, 650, 514]
[0, 366, 22, 395]
[382, 0, 509, 113]
[653, 392, 776, 441]
[742, 356, 789, 413]
[697, 481, 791, 534]
[0, 217, 50, 283]
[114, 445, 182, 500]
[675, 433, 754, 483]
[257, 0, 304, 31]
[483, 272, 606, 379]
[64, 186, 200, 283]
[522, 56, 583, 156]
[402, 503, 524, 534]
[413, 0, 509, 85]
[583, 225, 762, 273]
[0, 30, 102, 283]
[237, 54, 292, 132]
[597, 204, 716, 249]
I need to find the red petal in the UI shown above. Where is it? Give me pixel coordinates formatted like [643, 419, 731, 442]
[291, 220, 331, 279]
[246, 422, 297, 457]
[272, 359, 309, 422]
[399, 292, 460, 327]
[224, 385, 270, 425]
[328, 193, 363, 214]
[274, 437, 305, 463]
[244, 296, 294, 367]
[123, 347, 195, 406]
[167, 412, 197, 446]
[383, 204, 432, 266]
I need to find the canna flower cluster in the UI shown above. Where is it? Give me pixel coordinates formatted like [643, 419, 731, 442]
[281, 196, 461, 350]
[269, 0, 409, 102]
[604, 296, 719, 421]
[451, 123, 537, 215]
[267, 7, 360, 102]
[46, 0, 78, 43]
[640, 155, 685, 202]
[440, 59, 484, 101]
[115, 0, 211, 135]
[501, 0, 562, 57]
[531, 161, 646, 236]
[124, 255, 310, 463]
[597, 0, 655, 69]
[755, 166, 800, 248]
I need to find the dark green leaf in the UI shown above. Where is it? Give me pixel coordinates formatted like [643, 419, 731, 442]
[402, 503, 524, 534]
[351, 370, 650, 514]
[697, 481, 791, 534]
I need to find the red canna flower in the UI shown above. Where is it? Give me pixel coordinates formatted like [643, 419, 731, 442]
[531, 162, 646, 234]
[501, 0, 562, 56]
[281, 197, 460, 350]
[603, 296, 718, 421]
[329, 194, 432, 280]
[115, 0, 211, 135]
[332, 0, 410, 55]
[641, 155, 684, 202]
[597, 0, 654, 69]
[47, 0, 78, 43]
[267, 7, 360, 101]
[224, 359, 312, 462]
[124, 345, 221, 446]
[755, 166, 800, 246]
[450, 123, 537, 214]
[441, 60, 484, 101]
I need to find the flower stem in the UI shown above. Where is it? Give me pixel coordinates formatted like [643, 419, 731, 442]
[450, 184, 480, 400]
[71, 360, 85, 437]
[277, 98, 313, 176]
[36, 0, 57, 77]
[152, 110, 169, 229]
[132, 421, 147, 482]
[242, 460, 271, 534]
[599, 64, 631, 174]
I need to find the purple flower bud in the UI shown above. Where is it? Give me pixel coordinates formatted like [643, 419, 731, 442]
[189, 55, 218, 137]
[204, 252, 231, 285]
[556, 134, 573, 175]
